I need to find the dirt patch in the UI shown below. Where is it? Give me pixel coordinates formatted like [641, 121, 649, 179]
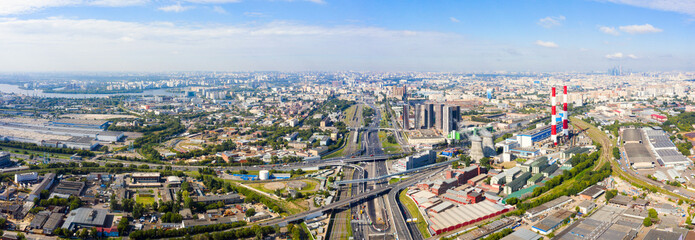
[287, 181, 308, 189]
[264, 182, 286, 190]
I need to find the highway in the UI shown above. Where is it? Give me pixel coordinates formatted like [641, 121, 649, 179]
[388, 167, 445, 240]
[258, 167, 440, 227]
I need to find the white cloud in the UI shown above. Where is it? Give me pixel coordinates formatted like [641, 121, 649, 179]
[183, 0, 241, 3]
[212, 6, 226, 14]
[605, 52, 624, 59]
[619, 24, 663, 34]
[535, 40, 558, 48]
[0, 17, 476, 71]
[0, 0, 148, 15]
[537, 15, 565, 28]
[603, 0, 695, 16]
[605, 52, 639, 59]
[158, 4, 193, 12]
[599, 26, 620, 36]
[449, 17, 460, 23]
[244, 12, 266, 17]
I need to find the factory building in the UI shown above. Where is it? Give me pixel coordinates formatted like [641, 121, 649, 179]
[392, 150, 436, 172]
[0, 152, 12, 167]
[428, 201, 512, 235]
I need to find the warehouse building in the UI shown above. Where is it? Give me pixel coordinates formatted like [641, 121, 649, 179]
[428, 200, 512, 235]
[525, 196, 573, 219]
[0, 152, 13, 167]
[516, 124, 563, 148]
[192, 193, 242, 205]
[503, 172, 531, 195]
[62, 208, 111, 231]
[531, 209, 573, 235]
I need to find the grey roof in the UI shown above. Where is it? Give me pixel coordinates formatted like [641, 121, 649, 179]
[622, 129, 643, 142]
[30, 211, 50, 228]
[62, 208, 108, 230]
[43, 213, 65, 232]
[656, 149, 690, 164]
[502, 228, 541, 240]
[430, 201, 453, 213]
[643, 229, 683, 240]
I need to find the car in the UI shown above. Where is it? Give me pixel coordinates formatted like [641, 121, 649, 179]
[370, 154, 374, 157]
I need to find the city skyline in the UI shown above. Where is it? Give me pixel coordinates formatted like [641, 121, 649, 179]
[0, 0, 694, 72]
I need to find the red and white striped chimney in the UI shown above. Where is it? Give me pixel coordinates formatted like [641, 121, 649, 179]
[563, 86, 569, 136]
[551, 87, 557, 146]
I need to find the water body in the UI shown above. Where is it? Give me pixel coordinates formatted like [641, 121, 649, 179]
[0, 83, 182, 98]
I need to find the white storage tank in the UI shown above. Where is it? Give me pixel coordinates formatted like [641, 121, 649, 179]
[259, 170, 270, 180]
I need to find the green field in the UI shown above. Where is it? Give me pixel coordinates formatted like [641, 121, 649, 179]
[323, 132, 350, 159]
[378, 131, 402, 154]
[389, 178, 403, 184]
[136, 194, 155, 206]
[399, 189, 431, 238]
[0, 146, 73, 160]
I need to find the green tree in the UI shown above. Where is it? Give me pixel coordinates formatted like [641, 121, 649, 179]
[648, 208, 658, 219]
[643, 217, 652, 227]
[612, 147, 620, 159]
[480, 157, 490, 168]
[246, 208, 257, 217]
[117, 217, 129, 236]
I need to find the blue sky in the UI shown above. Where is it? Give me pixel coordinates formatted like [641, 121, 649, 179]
[0, 0, 693, 72]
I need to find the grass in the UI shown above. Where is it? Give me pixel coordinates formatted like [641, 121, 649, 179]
[344, 209, 353, 240]
[323, 132, 350, 159]
[0, 146, 73, 160]
[378, 130, 402, 154]
[135, 194, 155, 206]
[343, 105, 359, 128]
[389, 178, 403, 184]
[399, 188, 432, 238]
[184, 171, 201, 178]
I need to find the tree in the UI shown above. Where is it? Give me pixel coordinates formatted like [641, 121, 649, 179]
[643, 217, 652, 227]
[246, 208, 256, 217]
[648, 208, 658, 219]
[78, 228, 89, 239]
[605, 190, 617, 201]
[480, 157, 490, 168]
[612, 147, 620, 159]
[505, 197, 519, 205]
[117, 217, 129, 236]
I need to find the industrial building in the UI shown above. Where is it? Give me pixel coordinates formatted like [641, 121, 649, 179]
[392, 150, 436, 172]
[61, 208, 112, 231]
[532, 209, 573, 235]
[131, 172, 161, 183]
[428, 200, 512, 235]
[643, 128, 692, 167]
[525, 196, 573, 219]
[53, 181, 86, 196]
[516, 124, 564, 148]
[0, 152, 13, 167]
[15, 172, 38, 183]
[192, 193, 242, 205]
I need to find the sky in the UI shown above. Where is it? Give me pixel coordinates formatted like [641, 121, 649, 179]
[0, 0, 694, 72]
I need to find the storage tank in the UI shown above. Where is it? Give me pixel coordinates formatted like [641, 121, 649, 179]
[259, 170, 270, 180]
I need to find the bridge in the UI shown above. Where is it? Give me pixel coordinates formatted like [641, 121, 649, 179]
[257, 166, 442, 227]
[333, 159, 457, 185]
[347, 127, 397, 131]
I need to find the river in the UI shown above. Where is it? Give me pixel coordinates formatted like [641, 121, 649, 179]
[0, 83, 182, 98]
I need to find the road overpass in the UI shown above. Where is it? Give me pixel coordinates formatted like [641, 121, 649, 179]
[334, 159, 457, 185]
[258, 167, 442, 227]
